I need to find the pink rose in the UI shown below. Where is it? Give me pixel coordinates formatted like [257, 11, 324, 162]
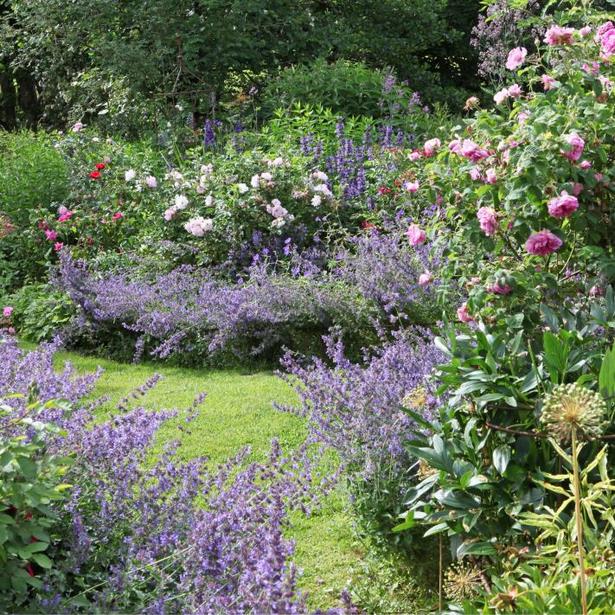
[423, 138, 441, 157]
[518, 112, 529, 124]
[45, 229, 58, 241]
[477, 206, 498, 236]
[418, 272, 433, 287]
[3, 306, 13, 318]
[71, 121, 85, 132]
[488, 282, 512, 295]
[544, 25, 576, 46]
[507, 84, 523, 98]
[506, 47, 527, 70]
[58, 210, 73, 222]
[112, 212, 124, 220]
[448, 139, 462, 155]
[469, 167, 482, 181]
[408, 150, 422, 161]
[541, 75, 557, 91]
[579, 160, 592, 170]
[460, 139, 489, 162]
[598, 21, 615, 58]
[494, 88, 510, 105]
[579, 26, 592, 37]
[572, 183, 584, 196]
[484, 168, 497, 184]
[457, 303, 474, 323]
[547, 191, 578, 218]
[403, 180, 419, 193]
[53, 242, 64, 252]
[406, 224, 426, 246]
[525, 230, 563, 255]
[562, 133, 584, 161]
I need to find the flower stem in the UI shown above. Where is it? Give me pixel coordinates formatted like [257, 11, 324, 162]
[571, 428, 588, 615]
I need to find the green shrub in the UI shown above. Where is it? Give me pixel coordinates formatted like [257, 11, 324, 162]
[0, 132, 69, 227]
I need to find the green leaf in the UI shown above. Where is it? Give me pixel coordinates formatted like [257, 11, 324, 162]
[457, 541, 497, 557]
[598, 342, 615, 398]
[31, 553, 52, 569]
[493, 445, 511, 475]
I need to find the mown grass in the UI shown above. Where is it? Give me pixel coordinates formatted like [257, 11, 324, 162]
[51, 349, 363, 610]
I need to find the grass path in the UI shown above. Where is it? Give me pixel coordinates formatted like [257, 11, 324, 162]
[52, 350, 363, 610]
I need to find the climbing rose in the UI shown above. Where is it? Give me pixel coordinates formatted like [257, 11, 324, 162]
[579, 160, 592, 170]
[562, 133, 585, 161]
[477, 207, 497, 236]
[525, 230, 563, 255]
[547, 191, 578, 218]
[457, 303, 474, 323]
[405, 224, 426, 246]
[544, 25, 576, 46]
[506, 47, 527, 70]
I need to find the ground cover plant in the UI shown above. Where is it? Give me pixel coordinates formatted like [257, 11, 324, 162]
[1, 0, 614, 613]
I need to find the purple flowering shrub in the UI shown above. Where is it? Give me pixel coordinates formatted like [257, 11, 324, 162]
[0, 338, 333, 612]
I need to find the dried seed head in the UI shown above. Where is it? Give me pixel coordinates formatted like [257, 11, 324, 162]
[540, 384, 607, 442]
[444, 561, 483, 601]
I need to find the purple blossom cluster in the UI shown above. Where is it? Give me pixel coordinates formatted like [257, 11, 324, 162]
[0, 339, 333, 612]
[278, 330, 445, 479]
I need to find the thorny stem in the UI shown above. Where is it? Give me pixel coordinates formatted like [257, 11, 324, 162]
[571, 428, 588, 615]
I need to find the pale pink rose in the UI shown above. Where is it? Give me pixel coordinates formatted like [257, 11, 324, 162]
[423, 138, 441, 157]
[418, 272, 433, 287]
[525, 230, 563, 255]
[594, 173, 604, 182]
[3, 306, 13, 318]
[544, 25, 576, 46]
[598, 21, 615, 58]
[547, 191, 578, 218]
[579, 160, 592, 170]
[408, 150, 422, 161]
[469, 167, 482, 181]
[406, 224, 426, 246]
[494, 88, 510, 105]
[507, 84, 523, 98]
[541, 75, 557, 91]
[518, 112, 529, 124]
[71, 121, 85, 132]
[448, 139, 462, 154]
[477, 206, 497, 236]
[579, 26, 592, 37]
[506, 47, 527, 70]
[457, 303, 474, 323]
[562, 133, 584, 161]
[589, 285, 605, 297]
[572, 183, 584, 196]
[403, 180, 420, 193]
[460, 139, 489, 161]
[484, 168, 497, 184]
[145, 175, 158, 188]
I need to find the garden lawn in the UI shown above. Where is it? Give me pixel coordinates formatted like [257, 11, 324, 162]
[51, 349, 363, 610]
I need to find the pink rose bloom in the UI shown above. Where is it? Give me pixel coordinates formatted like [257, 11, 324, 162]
[53, 242, 64, 252]
[145, 175, 158, 188]
[589, 285, 605, 298]
[488, 282, 512, 295]
[579, 160, 592, 170]
[403, 180, 419, 193]
[461, 139, 489, 162]
[408, 150, 422, 161]
[507, 84, 523, 98]
[579, 26, 592, 37]
[525, 230, 563, 255]
[544, 25, 576, 46]
[448, 139, 462, 155]
[541, 75, 557, 91]
[599, 76, 613, 93]
[457, 303, 474, 323]
[45, 229, 58, 241]
[112, 212, 124, 220]
[406, 224, 427, 246]
[477, 206, 497, 236]
[572, 182, 584, 196]
[484, 168, 497, 184]
[506, 47, 527, 70]
[71, 121, 85, 132]
[547, 191, 579, 218]
[418, 272, 433, 287]
[493, 88, 510, 105]
[594, 173, 604, 182]
[582, 62, 600, 76]
[597, 21, 614, 37]
[58, 210, 73, 222]
[469, 167, 482, 181]
[562, 133, 584, 161]
[423, 138, 441, 157]
[3, 306, 13, 318]
[598, 21, 615, 58]
[518, 111, 529, 124]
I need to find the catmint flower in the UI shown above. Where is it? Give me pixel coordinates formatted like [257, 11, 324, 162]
[506, 47, 527, 70]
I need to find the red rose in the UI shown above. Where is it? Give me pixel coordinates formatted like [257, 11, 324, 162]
[95, 163, 106, 170]
[26, 563, 35, 577]
[377, 185, 392, 195]
[89, 171, 101, 180]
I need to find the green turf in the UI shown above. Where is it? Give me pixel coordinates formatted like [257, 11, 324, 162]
[52, 349, 362, 610]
